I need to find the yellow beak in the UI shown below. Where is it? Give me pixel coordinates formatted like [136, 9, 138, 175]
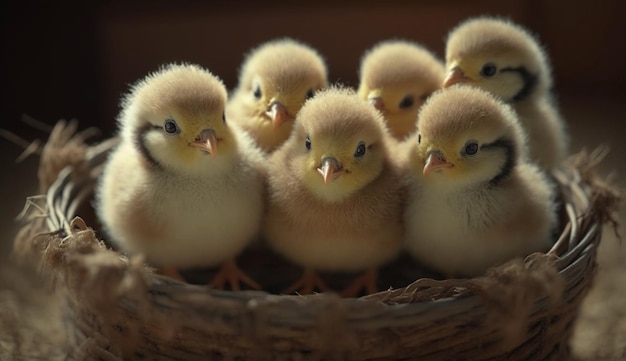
[265, 102, 292, 129]
[368, 96, 385, 111]
[317, 157, 344, 185]
[423, 151, 453, 177]
[443, 67, 473, 88]
[188, 128, 218, 158]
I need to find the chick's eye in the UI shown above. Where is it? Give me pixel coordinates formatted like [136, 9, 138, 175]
[354, 142, 367, 158]
[305, 136, 311, 151]
[418, 134, 421, 144]
[480, 63, 498, 78]
[398, 95, 414, 109]
[163, 119, 179, 135]
[222, 113, 226, 123]
[253, 84, 262, 99]
[305, 89, 314, 100]
[463, 142, 479, 156]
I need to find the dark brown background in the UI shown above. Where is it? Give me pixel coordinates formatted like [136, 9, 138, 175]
[1, 0, 624, 135]
[1, 1, 624, 359]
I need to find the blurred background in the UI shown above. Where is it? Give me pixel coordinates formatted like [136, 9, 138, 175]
[1, 0, 624, 359]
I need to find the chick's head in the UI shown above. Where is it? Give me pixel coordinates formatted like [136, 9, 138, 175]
[444, 17, 551, 102]
[288, 87, 388, 202]
[120, 63, 234, 174]
[411, 86, 526, 188]
[358, 40, 444, 139]
[237, 38, 327, 130]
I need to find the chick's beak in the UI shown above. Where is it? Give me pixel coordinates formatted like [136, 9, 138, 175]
[266, 102, 291, 129]
[189, 128, 218, 158]
[317, 157, 344, 185]
[368, 97, 385, 111]
[443, 67, 472, 88]
[423, 151, 453, 177]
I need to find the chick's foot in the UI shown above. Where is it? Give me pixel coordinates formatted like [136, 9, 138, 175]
[209, 259, 261, 291]
[340, 269, 378, 297]
[283, 269, 330, 295]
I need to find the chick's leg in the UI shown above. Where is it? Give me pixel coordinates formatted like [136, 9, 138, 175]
[283, 269, 330, 295]
[209, 258, 261, 291]
[340, 268, 378, 298]
[159, 266, 187, 282]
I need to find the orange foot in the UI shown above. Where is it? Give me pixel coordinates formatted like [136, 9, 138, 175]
[340, 269, 378, 298]
[209, 259, 261, 291]
[159, 266, 187, 282]
[283, 269, 330, 295]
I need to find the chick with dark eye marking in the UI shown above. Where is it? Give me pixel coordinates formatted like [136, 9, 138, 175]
[403, 86, 558, 277]
[443, 16, 568, 168]
[358, 40, 445, 140]
[96, 63, 265, 291]
[264, 87, 404, 297]
[227, 38, 328, 153]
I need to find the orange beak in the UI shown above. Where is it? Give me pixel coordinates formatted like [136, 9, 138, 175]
[423, 151, 453, 177]
[443, 67, 473, 88]
[265, 102, 292, 129]
[189, 128, 218, 158]
[317, 157, 344, 185]
[368, 97, 385, 111]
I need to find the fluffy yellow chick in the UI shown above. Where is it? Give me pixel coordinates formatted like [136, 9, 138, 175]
[96, 63, 264, 290]
[404, 86, 557, 277]
[226, 38, 328, 152]
[358, 40, 445, 140]
[264, 87, 404, 296]
[444, 17, 568, 168]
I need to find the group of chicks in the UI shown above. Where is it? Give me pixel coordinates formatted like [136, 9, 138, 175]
[96, 16, 568, 297]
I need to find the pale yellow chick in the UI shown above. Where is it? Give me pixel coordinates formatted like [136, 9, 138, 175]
[403, 86, 557, 277]
[263, 87, 404, 297]
[96, 63, 265, 290]
[443, 16, 568, 168]
[358, 40, 445, 140]
[227, 38, 328, 152]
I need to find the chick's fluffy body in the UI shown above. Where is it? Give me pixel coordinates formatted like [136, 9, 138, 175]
[227, 38, 328, 152]
[97, 64, 265, 268]
[358, 40, 445, 139]
[404, 86, 556, 277]
[445, 17, 568, 168]
[264, 88, 404, 272]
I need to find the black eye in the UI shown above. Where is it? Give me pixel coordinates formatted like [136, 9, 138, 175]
[305, 135, 311, 151]
[418, 134, 421, 144]
[222, 113, 226, 123]
[354, 142, 367, 158]
[463, 142, 479, 156]
[398, 95, 414, 109]
[253, 84, 262, 99]
[306, 88, 315, 100]
[163, 119, 179, 135]
[480, 63, 498, 78]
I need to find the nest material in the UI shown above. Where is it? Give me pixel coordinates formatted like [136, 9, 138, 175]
[13, 121, 620, 361]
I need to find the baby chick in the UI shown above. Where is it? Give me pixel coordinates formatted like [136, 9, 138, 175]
[227, 38, 328, 152]
[264, 87, 404, 296]
[96, 63, 264, 290]
[403, 86, 557, 277]
[443, 17, 568, 168]
[358, 40, 445, 140]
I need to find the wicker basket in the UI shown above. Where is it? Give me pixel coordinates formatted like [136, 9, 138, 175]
[13, 121, 620, 361]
